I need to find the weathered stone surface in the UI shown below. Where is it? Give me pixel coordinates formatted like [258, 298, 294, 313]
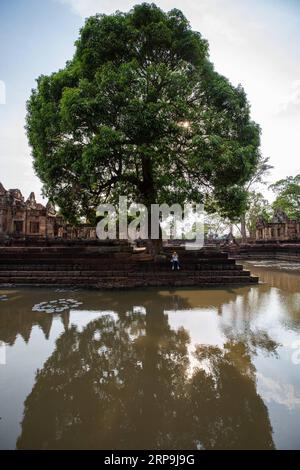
[0, 245, 258, 288]
[0, 182, 96, 240]
[223, 242, 300, 262]
[256, 209, 300, 242]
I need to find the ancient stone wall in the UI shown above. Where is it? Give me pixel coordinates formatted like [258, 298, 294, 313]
[0, 182, 96, 240]
[255, 209, 300, 242]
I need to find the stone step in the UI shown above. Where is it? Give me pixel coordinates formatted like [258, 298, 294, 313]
[0, 275, 258, 287]
[163, 253, 225, 258]
[0, 249, 228, 258]
[0, 263, 244, 272]
[0, 245, 257, 287]
[0, 269, 251, 278]
[0, 257, 236, 267]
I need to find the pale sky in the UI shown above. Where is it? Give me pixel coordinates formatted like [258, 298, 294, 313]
[0, 0, 299, 202]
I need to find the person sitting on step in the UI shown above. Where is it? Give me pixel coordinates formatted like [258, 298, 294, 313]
[171, 251, 180, 270]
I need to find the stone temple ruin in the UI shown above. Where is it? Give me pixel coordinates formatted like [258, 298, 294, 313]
[0, 182, 96, 240]
[1, 182, 300, 245]
[0, 183, 259, 288]
[255, 209, 300, 242]
[1, 182, 299, 245]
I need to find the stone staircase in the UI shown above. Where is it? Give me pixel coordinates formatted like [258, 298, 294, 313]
[0, 246, 259, 288]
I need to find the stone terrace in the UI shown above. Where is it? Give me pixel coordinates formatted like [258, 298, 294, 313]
[0, 245, 258, 288]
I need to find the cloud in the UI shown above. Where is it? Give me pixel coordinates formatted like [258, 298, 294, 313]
[276, 80, 300, 118]
[257, 373, 300, 410]
[57, 0, 246, 44]
[0, 80, 6, 105]
[0, 117, 44, 202]
[57, 0, 137, 17]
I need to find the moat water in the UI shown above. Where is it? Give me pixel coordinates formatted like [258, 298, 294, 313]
[0, 262, 300, 450]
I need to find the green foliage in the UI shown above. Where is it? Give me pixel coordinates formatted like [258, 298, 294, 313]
[245, 156, 273, 190]
[245, 191, 272, 235]
[204, 212, 232, 237]
[270, 175, 300, 219]
[26, 3, 261, 224]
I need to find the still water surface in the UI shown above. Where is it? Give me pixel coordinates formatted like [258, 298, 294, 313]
[0, 262, 300, 450]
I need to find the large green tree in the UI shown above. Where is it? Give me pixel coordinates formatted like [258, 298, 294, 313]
[239, 156, 273, 241]
[243, 191, 272, 238]
[270, 174, 300, 219]
[26, 3, 261, 232]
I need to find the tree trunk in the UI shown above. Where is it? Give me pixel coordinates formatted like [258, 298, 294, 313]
[137, 306, 164, 447]
[240, 214, 247, 242]
[146, 208, 163, 256]
[141, 152, 163, 256]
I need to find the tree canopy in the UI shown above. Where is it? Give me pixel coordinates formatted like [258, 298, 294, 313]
[270, 174, 300, 219]
[26, 2, 261, 226]
[244, 191, 272, 236]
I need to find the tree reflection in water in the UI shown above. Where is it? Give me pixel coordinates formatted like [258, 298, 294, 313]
[16, 301, 277, 450]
